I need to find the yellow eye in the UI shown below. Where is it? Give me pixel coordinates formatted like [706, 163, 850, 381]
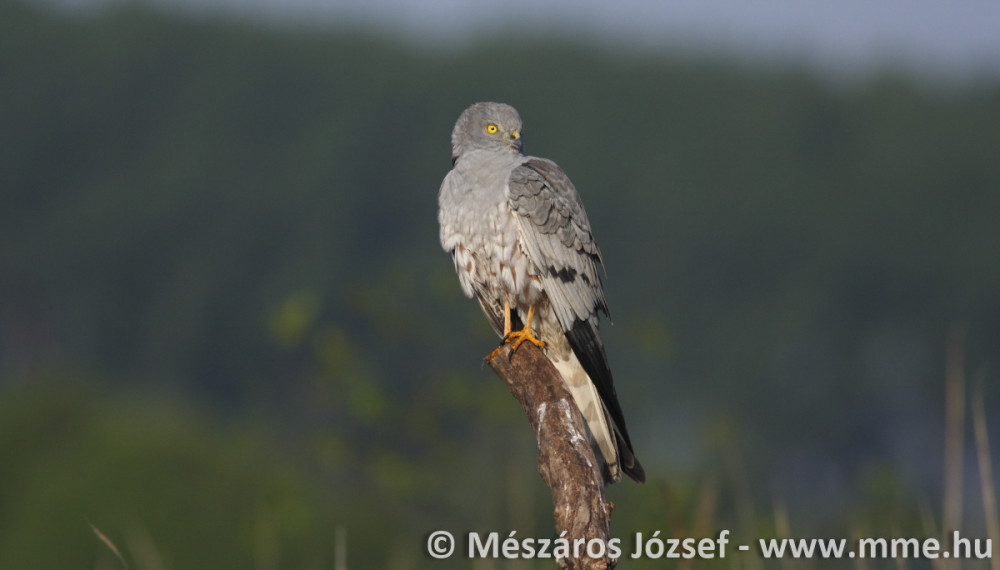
[486, 123, 498, 134]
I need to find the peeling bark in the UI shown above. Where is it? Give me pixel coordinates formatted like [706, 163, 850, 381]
[487, 342, 615, 569]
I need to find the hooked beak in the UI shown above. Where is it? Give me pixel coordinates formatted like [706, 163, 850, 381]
[507, 129, 523, 152]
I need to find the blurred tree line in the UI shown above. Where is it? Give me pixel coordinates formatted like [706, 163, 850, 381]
[1, 1, 999, 567]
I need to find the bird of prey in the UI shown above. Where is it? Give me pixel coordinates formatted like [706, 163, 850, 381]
[438, 102, 644, 483]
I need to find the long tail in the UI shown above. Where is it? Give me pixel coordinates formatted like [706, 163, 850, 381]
[551, 354, 634, 482]
[563, 318, 645, 483]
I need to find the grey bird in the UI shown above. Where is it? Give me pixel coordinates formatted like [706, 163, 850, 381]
[438, 102, 644, 483]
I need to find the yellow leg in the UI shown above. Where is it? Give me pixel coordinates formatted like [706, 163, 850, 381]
[508, 304, 545, 352]
[487, 301, 513, 361]
[486, 301, 545, 361]
[502, 300, 512, 337]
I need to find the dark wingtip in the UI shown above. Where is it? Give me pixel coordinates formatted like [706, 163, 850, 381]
[623, 458, 646, 484]
[616, 431, 646, 484]
[565, 317, 646, 484]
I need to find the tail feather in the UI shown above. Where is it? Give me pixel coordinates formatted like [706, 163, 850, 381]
[551, 352, 645, 484]
[564, 317, 645, 484]
[551, 356, 620, 480]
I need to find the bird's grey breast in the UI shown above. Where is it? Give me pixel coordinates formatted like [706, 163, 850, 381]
[439, 150, 524, 248]
[439, 150, 537, 303]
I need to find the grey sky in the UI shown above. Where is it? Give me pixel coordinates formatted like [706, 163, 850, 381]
[44, 0, 1000, 79]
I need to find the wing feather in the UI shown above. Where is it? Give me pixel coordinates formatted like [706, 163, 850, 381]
[506, 158, 644, 482]
[508, 159, 606, 322]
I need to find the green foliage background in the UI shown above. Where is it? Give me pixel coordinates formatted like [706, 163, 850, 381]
[1, 1, 999, 567]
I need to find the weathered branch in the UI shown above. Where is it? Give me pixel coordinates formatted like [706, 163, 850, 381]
[487, 342, 615, 569]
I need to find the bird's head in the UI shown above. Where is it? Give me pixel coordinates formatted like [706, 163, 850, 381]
[451, 101, 524, 161]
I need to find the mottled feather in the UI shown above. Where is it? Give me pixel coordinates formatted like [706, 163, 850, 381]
[439, 102, 644, 483]
[507, 158, 643, 481]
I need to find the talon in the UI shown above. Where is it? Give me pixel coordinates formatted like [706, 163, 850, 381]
[484, 301, 545, 361]
[507, 328, 546, 353]
[485, 328, 544, 362]
[486, 343, 505, 362]
[505, 302, 545, 354]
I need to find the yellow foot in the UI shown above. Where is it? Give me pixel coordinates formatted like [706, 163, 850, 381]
[485, 302, 546, 361]
[485, 327, 546, 361]
[507, 327, 546, 353]
[486, 344, 504, 362]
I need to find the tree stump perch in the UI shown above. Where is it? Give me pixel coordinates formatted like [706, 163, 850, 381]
[487, 342, 615, 569]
